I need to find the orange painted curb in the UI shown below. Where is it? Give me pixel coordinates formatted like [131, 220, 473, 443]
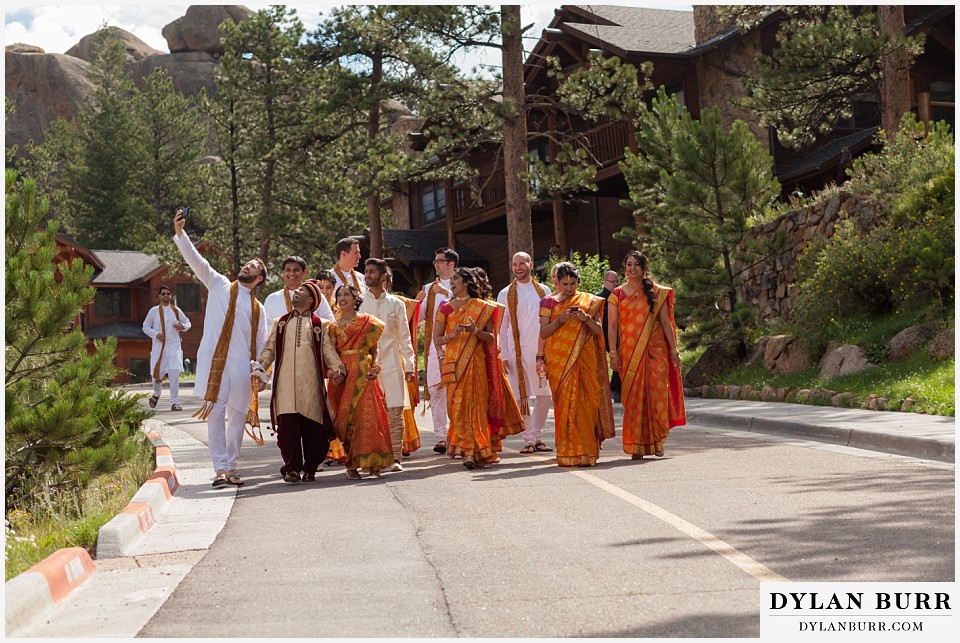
[155, 445, 173, 458]
[146, 467, 179, 497]
[26, 547, 95, 603]
[121, 502, 156, 533]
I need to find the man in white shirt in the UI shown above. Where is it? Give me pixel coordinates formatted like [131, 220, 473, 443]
[497, 252, 553, 452]
[263, 255, 335, 325]
[142, 285, 192, 411]
[359, 258, 416, 471]
[173, 209, 268, 488]
[330, 237, 366, 294]
[416, 247, 457, 453]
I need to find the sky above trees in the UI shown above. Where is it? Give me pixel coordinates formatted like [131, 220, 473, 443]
[4, 3, 692, 78]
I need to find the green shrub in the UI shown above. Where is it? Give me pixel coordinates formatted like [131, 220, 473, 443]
[544, 250, 611, 295]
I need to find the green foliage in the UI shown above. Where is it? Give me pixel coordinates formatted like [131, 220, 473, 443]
[790, 115, 955, 353]
[543, 251, 611, 295]
[620, 88, 781, 350]
[5, 171, 152, 512]
[731, 5, 925, 149]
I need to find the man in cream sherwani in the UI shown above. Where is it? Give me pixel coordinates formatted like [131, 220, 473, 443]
[359, 258, 415, 472]
[173, 209, 268, 487]
[142, 285, 192, 411]
[256, 280, 345, 483]
[496, 252, 553, 453]
[416, 247, 457, 453]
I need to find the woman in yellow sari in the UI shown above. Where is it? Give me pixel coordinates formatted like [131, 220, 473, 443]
[434, 267, 524, 469]
[607, 251, 686, 459]
[537, 262, 615, 467]
[316, 270, 348, 467]
[327, 285, 394, 479]
[387, 272, 422, 457]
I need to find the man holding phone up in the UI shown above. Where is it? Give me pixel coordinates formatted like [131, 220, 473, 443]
[173, 208, 268, 487]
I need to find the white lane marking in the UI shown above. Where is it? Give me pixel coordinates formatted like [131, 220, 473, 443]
[523, 453, 789, 583]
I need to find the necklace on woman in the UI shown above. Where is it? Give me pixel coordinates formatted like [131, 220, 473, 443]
[454, 295, 470, 302]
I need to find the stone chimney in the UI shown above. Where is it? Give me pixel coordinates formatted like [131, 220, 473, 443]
[693, 6, 735, 45]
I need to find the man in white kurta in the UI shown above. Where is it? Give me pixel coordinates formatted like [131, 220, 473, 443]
[330, 237, 366, 294]
[359, 259, 416, 471]
[263, 256, 335, 325]
[416, 247, 457, 452]
[257, 280, 345, 482]
[497, 252, 553, 452]
[142, 285, 192, 410]
[173, 210, 268, 486]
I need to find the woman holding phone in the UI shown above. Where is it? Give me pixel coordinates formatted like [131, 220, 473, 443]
[537, 262, 615, 467]
[433, 267, 524, 469]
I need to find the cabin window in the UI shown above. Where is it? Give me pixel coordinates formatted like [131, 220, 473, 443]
[421, 182, 446, 224]
[176, 283, 201, 312]
[930, 80, 954, 132]
[94, 288, 131, 318]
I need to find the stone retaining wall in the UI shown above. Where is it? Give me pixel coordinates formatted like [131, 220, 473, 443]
[736, 190, 885, 321]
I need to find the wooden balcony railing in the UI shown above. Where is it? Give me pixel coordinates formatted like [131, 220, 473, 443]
[447, 120, 631, 222]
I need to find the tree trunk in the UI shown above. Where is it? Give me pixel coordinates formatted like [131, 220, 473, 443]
[552, 198, 568, 257]
[878, 6, 911, 140]
[501, 5, 533, 257]
[367, 50, 385, 258]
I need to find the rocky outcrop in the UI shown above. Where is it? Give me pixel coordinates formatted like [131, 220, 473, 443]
[888, 323, 940, 362]
[929, 326, 954, 361]
[5, 51, 94, 151]
[763, 335, 811, 374]
[819, 344, 876, 378]
[162, 5, 253, 54]
[65, 27, 163, 63]
[6, 43, 45, 54]
[683, 344, 740, 388]
[127, 52, 219, 98]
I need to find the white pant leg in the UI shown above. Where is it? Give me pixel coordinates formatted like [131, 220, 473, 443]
[206, 362, 253, 474]
[532, 394, 551, 443]
[152, 379, 163, 399]
[428, 382, 447, 440]
[168, 370, 180, 405]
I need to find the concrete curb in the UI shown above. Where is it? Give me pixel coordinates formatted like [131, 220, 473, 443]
[5, 431, 181, 634]
[96, 433, 181, 559]
[4, 548, 96, 634]
[686, 408, 955, 463]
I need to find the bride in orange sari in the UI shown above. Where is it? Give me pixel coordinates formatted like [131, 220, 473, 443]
[327, 285, 395, 479]
[537, 262, 615, 467]
[434, 267, 524, 469]
[607, 251, 685, 459]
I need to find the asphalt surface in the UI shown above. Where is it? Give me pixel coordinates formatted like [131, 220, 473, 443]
[14, 390, 955, 638]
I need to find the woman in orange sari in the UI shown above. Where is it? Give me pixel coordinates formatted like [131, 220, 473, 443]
[537, 262, 616, 467]
[434, 267, 524, 469]
[327, 285, 394, 479]
[607, 251, 685, 459]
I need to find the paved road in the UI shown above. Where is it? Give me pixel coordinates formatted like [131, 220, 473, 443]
[135, 394, 954, 638]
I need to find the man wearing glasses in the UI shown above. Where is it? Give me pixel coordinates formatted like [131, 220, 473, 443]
[142, 285, 192, 411]
[415, 247, 458, 452]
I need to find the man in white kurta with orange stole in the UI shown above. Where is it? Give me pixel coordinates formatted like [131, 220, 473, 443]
[142, 285, 192, 411]
[496, 252, 553, 453]
[173, 209, 268, 487]
[416, 247, 457, 453]
[330, 237, 367, 294]
[359, 259, 416, 471]
[263, 256, 335, 325]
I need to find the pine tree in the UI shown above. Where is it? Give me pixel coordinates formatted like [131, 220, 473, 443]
[64, 28, 151, 249]
[621, 89, 782, 353]
[5, 170, 150, 509]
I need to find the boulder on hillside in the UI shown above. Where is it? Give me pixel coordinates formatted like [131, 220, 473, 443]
[162, 5, 253, 54]
[745, 336, 770, 368]
[929, 326, 954, 361]
[763, 334, 811, 374]
[65, 27, 164, 63]
[127, 52, 219, 98]
[6, 43, 45, 54]
[5, 51, 94, 152]
[888, 323, 939, 362]
[819, 344, 877, 378]
[683, 344, 740, 388]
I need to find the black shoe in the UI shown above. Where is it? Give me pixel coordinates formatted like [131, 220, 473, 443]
[303, 472, 316, 482]
[283, 471, 301, 483]
[433, 441, 447, 454]
[279, 464, 286, 476]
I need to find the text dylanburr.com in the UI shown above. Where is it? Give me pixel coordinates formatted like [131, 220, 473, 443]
[761, 582, 955, 640]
